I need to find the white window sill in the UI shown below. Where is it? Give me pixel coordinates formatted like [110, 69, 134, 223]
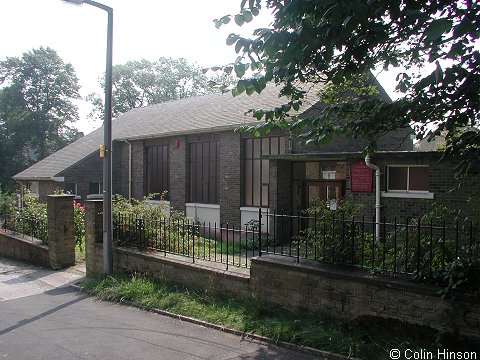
[240, 207, 270, 213]
[185, 203, 220, 209]
[87, 194, 103, 199]
[144, 200, 170, 205]
[381, 191, 434, 199]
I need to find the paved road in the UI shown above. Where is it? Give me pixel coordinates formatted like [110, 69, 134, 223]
[0, 257, 323, 360]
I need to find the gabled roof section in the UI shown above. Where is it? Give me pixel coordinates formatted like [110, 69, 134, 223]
[14, 83, 322, 180]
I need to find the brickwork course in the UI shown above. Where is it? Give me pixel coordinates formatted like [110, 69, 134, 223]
[11, 81, 480, 227]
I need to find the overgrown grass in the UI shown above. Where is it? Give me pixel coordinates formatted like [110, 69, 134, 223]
[78, 273, 479, 359]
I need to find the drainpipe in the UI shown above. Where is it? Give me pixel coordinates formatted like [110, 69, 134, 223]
[121, 140, 132, 199]
[365, 154, 381, 240]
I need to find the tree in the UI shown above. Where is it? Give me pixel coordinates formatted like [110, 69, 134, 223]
[0, 47, 81, 190]
[87, 57, 236, 121]
[215, 0, 480, 178]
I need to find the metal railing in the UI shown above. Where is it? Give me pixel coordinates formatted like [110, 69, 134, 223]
[1, 212, 48, 245]
[113, 214, 260, 270]
[112, 210, 479, 280]
[262, 210, 479, 279]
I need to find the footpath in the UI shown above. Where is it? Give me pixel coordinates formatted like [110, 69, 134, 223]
[0, 257, 324, 360]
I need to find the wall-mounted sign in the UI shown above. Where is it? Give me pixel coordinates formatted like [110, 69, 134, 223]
[350, 160, 373, 192]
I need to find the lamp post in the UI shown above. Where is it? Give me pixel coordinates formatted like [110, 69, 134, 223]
[63, 0, 113, 275]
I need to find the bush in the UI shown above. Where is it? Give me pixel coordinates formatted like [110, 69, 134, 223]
[113, 193, 192, 252]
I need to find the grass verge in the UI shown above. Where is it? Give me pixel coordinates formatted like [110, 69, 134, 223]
[78, 273, 479, 359]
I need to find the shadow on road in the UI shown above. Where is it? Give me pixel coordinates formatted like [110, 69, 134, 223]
[0, 290, 88, 336]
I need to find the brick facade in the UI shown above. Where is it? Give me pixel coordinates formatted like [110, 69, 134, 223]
[59, 152, 103, 201]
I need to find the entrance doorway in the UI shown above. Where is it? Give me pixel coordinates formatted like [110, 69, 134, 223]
[304, 180, 345, 209]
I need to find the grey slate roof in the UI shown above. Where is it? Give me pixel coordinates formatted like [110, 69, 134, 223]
[14, 83, 321, 180]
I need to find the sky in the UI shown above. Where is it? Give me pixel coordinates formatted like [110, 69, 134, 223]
[0, 0, 400, 134]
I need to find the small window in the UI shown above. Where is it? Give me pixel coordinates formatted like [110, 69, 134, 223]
[387, 166, 429, 192]
[64, 183, 77, 195]
[89, 182, 103, 195]
[27, 181, 39, 197]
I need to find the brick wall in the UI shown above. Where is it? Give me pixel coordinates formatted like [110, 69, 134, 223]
[168, 136, 187, 213]
[85, 237, 480, 339]
[0, 231, 50, 267]
[38, 180, 58, 203]
[219, 131, 241, 226]
[250, 255, 479, 339]
[131, 140, 145, 199]
[348, 154, 480, 222]
[59, 152, 103, 200]
[0, 195, 76, 269]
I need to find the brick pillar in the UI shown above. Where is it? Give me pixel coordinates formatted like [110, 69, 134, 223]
[169, 136, 187, 213]
[219, 132, 241, 227]
[85, 200, 103, 276]
[47, 194, 75, 269]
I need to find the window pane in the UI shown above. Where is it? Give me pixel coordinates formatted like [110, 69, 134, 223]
[262, 137, 270, 155]
[189, 141, 218, 203]
[262, 159, 269, 183]
[65, 183, 76, 195]
[245, 159, 253, 206]
[245, 139, 253, 159]
[261, 185, 269, 207]
[409, 167, 429, 191]
[270, 137, 279, 155]
[279, 137, 286, 154]
[388, 167, 408, 190]
[253, 138, 261, 158]
[253, 159, 261, 206]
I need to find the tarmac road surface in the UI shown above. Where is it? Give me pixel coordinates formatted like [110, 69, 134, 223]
[0, 257, 324, 360]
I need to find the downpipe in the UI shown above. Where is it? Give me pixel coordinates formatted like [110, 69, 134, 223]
[365, 154, 381, 240]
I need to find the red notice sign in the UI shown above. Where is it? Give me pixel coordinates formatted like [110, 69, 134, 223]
[350, 160, 373, 192]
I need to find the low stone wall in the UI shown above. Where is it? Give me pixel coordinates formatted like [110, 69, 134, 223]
[84, 199, 479, 340]
[250, 256, 480, 340]
[0, 194, 76, 269]
[88, 244, 251, 298]
[0, 231, 49, 267]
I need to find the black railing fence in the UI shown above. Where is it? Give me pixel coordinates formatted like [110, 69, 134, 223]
[113, 210, 478, 280]
[262, 210, 479, 279]
[113, 214, 260, 270]
[1, 212, 48, 244]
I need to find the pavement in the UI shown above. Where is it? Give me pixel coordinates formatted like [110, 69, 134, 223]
[0, 257, 326, 360]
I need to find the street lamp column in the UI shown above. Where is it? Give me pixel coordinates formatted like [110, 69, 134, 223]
[63, 0, 113, 275]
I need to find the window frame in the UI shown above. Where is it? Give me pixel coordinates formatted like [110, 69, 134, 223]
[64, 182, 77, 195]
[382, 165, 434, 199]
[244, 136, 286, 208]
[146, 145, 169, 200]
[88, 182, 103, 195]
[189, 140, 219, 204]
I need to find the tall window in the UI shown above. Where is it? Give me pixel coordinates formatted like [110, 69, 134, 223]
[244, 136, 286, 207]
[387, 166, 429, 192]
[146, 145, 169, 199]
[189, 141, 219, 204]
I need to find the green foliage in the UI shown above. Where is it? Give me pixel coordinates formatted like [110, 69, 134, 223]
[113, 193, 191, 251]
[0, 187, 15, 214]
[87, 57, 237, 121]
[80, 273, 478, 359]
[73, 199, 85, 251]
[292, 197, 364, 263]
[3, 190, 48, 244]
[292, 199, 479, 295]
[0, 47, 81, 190]
[215, 0, 480, 177]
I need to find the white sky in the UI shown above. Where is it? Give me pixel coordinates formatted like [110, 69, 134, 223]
[0, 0, 399, 134]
